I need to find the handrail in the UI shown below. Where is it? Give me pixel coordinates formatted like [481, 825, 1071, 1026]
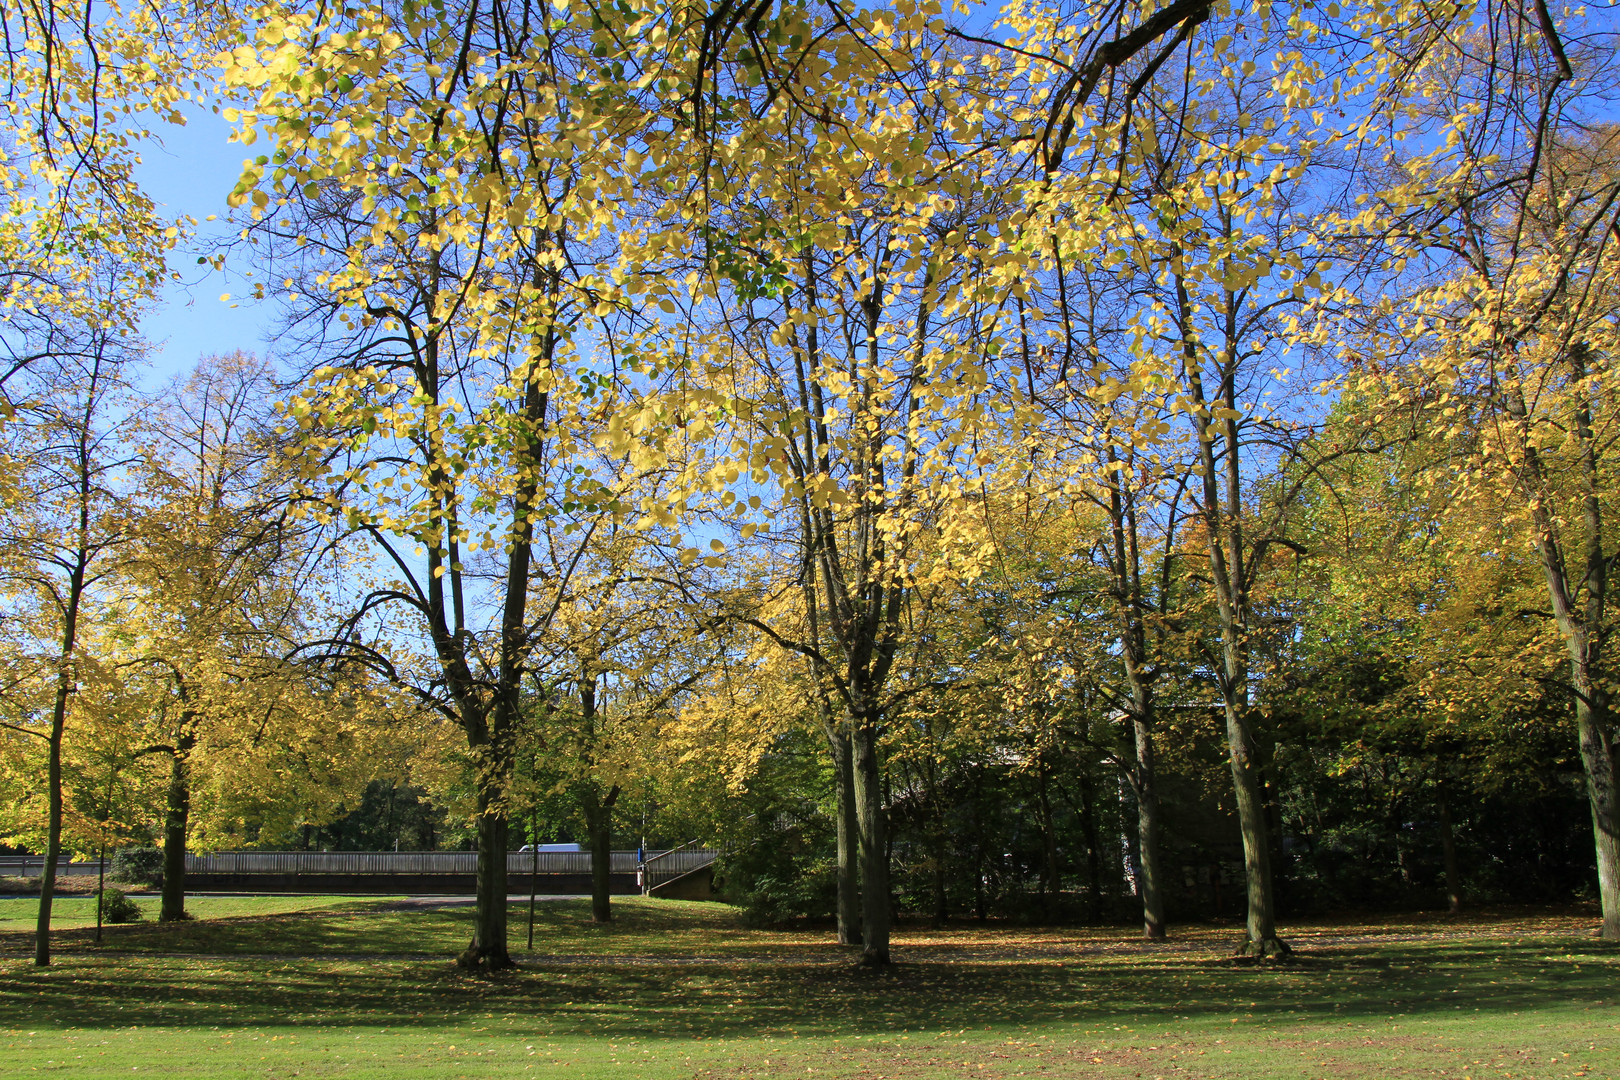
[4, 849, 723, 880]
[640, 838, 707, 869]
[639, 840, 721, 894]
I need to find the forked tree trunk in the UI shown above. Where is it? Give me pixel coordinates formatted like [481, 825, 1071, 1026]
[1175, 274, 1287, 959]
[1103, 443, 1170, 940]
[850, 716, 890, 965]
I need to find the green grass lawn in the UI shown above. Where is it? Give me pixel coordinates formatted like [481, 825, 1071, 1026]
[0, 896, 1614, 1078]
[0, 893, 393, 932]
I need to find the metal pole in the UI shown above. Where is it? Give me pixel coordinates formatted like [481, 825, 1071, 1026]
[95, 838, 105, 943]
[527, 811, 538, 950]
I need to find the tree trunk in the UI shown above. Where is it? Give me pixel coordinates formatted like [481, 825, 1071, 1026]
[1173, 273, 1286, 959]
[1223, 698, 1285, 956]
[1077, 768, 1102, 924]
[972, 765, 987, 922]
[830, 727, 862, 945]
[160, 726, 195, 922]
[34, 679, 68, 967]
[95, 838, 106, 943]
[457, 785, 512, 970]
[1036, 761, 1060, 923]
[850, 717, 890, 965]
[1437, 787, 1462, 915]
[1132, 714, 1167, 940]
[929, 759, 948, 927]
[1574, 692, 1620, 940]
[586, 786, 618, 924]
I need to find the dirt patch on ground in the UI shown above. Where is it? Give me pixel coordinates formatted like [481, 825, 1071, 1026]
[0, 875, 105, 895]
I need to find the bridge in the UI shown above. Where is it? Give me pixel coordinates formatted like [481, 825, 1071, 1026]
[1, 845, 721, 898]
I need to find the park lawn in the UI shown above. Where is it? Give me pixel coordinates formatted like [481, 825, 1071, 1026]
[0, 893, 396, 933]
[0, 897, 1614, 1079]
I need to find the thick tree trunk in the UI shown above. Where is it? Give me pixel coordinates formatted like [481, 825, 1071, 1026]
[1574, 693, 1620, 940]
[1223, 698, 1285, 956]
[458, 788, 512, 971]
[850, 718, 890, 965]
[830, 727, 862, 945]
[1132, 715, 1167, 940]
[160, 727, 195, 922]
[586, 786, 617, 924]
[1437, 788, 1462, 915]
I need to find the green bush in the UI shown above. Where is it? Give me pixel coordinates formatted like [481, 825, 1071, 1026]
[111, 847, 163, 887]
[96, 887, 144, 924]
[715, 828, 836, 927]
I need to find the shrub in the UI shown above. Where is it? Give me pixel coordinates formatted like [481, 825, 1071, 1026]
[111, 847, 163, 887]
[96, 887, 144, 924]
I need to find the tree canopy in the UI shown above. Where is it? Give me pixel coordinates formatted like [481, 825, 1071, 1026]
[2, 0, 1617, 968]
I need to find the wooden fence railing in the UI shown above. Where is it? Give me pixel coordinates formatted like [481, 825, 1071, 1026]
[2, 849, 723, 880]
[184, 850, 718, 876]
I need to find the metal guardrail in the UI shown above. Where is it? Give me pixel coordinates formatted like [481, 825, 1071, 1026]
[3, 848, 723, 880]
[641, 841, 721, 892]
[1, 856, 104, 877]
[185, 850, 705, 875]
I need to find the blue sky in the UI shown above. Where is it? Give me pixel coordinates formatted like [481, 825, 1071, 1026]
[134, 105, 275, 386]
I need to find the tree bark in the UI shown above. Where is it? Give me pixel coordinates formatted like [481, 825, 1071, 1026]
[929, 758, 948, 927]
[1437, 787, 1462, 915]
[457, 773, 512, 970]
[1221, 696, 1283, 954]
[1574, 691, 1620, 940]
[464, 803, 510, 967]
[850, 716, 890, 965]
[1175, 275, 1286, 959]
[972, 764, 987, 922]
[585, 784, 619, 924]
[1036, 759, 1061, 923]
[1077, 768, 1102, 924]
[1507, 350, 1619, 940]
[160, 725, 195, 922]
[34, 675, 68, 967]
[1131, 715, 1167, 940]
[830, 726, 862, 945]
[1103, 442, 1170, 939]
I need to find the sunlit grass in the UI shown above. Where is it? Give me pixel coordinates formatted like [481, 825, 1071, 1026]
[1, 896, 1614, 1078]
[0, 892, 390, 932]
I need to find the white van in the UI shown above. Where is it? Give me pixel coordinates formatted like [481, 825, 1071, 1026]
[516, 843, 584, 852]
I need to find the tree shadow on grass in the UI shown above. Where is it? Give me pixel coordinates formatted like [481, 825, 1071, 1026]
[0, 928, 1611, 1040]
[0, 896, 764, 958]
